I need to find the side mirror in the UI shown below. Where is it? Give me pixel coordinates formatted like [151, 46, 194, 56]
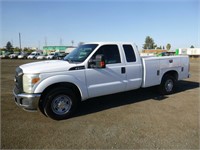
[88, 54, 106, 68]
[95, 54, 106, 68]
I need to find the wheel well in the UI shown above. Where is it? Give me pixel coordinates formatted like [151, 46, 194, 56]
[162, 71, 178, 81]
[40, 82, 82, 103]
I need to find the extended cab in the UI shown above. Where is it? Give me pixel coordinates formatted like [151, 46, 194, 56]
[13, 42, 190, 120]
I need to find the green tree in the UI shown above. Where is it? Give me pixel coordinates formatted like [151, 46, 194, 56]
[13, 47, 21, 52]
[23, 47, 29, 52]
[190, 45, 194, 48]
[6, 41, 13, 52]
[143, 36, 156, 49]
[23, 47, 33, 53]
[166, 43, 171, 50]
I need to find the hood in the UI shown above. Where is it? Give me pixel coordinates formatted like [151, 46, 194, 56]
[20, 60, 77, 74]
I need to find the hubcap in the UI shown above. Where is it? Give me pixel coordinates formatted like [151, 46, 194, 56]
[51, 95, 72, 115]
[165, 79, 173, 92]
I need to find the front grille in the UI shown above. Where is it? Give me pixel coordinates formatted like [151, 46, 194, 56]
[15, 67, 23, 93]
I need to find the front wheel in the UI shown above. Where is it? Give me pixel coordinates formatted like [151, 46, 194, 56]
[160, 75, 175, 95]
[43, 87, 77, 120]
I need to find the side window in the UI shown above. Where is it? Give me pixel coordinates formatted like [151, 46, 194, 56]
[93, 45, 121, 64]
[123, 45, 136, 62]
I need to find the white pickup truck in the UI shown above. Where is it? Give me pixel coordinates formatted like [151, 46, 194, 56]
[13, 42, 190, 120]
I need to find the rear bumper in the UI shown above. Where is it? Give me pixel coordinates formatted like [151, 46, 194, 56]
[13, 89, 41, 111]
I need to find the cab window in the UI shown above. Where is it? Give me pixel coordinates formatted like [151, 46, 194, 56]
[92, 45, 121, 64]
[123, 45, 136, 62]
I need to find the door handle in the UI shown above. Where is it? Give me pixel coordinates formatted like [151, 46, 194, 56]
[121, 67, 126, 74]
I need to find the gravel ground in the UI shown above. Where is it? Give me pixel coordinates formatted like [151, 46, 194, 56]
[1, 59, 199, 149]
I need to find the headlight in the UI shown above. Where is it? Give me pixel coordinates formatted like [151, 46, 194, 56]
[23, 74, 40, 93]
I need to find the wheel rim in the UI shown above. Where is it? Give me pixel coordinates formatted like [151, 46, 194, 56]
[165, 79, 173, 92]
[51, 95, 72, 115]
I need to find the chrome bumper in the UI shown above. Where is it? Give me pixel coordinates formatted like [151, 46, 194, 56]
[13, 90, 41, 111]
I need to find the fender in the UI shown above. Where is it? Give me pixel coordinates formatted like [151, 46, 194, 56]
[33, 75, 89, 100]
[159, 68, 180, 84]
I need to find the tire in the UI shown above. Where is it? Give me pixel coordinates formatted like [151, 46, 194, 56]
[160, 75, 175, 95]
[43, 87, 77, 120]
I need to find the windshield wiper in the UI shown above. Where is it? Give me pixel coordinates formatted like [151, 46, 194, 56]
[65, 59, 78, 63]
[65, 58, 72, 62]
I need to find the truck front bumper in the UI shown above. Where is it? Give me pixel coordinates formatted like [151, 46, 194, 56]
[13, 90, 41, 111]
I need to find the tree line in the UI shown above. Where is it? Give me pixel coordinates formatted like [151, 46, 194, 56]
[143, 36, 172, 50]
[0, 41, 36, 53]
[1, 39, 196, 53]
[143, 36, 195, 50]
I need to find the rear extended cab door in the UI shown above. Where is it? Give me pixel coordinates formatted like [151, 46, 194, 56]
[121, 44, 143, 91]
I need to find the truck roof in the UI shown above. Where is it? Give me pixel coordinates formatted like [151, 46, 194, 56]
[85, 42, 136, 45]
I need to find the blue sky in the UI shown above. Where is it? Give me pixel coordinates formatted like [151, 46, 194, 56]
[1, 0, 199, 50]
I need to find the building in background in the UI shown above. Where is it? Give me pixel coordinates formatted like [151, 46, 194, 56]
[43, 46, 76, 54]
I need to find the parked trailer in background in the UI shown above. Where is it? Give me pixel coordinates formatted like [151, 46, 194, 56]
[177, 48, 200, 57]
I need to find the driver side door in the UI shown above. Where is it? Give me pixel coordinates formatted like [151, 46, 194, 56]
[85, 44, 127, 98]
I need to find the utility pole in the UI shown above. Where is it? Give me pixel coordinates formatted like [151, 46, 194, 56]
[71, 40, 74, 46]
[38, 41, 41, 50]
[45, 37, 47, 46]
[11, 40, 13, 46]
[19, 33, 22, 51]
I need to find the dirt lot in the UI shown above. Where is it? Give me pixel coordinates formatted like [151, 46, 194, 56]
[1, 59, 199, 149]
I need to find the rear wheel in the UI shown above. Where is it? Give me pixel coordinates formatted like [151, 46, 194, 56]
[43, 87, 77, 120]
[160, 75, 175, 95]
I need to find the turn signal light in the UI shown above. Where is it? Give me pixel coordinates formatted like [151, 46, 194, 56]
[31, 78, 40, 84]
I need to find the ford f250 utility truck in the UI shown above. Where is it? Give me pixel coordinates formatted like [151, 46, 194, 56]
[13, 42, 190, 120]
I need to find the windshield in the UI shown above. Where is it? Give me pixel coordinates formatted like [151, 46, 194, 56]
[31, 53, 36, 55]
[64, 44, 98, 63]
